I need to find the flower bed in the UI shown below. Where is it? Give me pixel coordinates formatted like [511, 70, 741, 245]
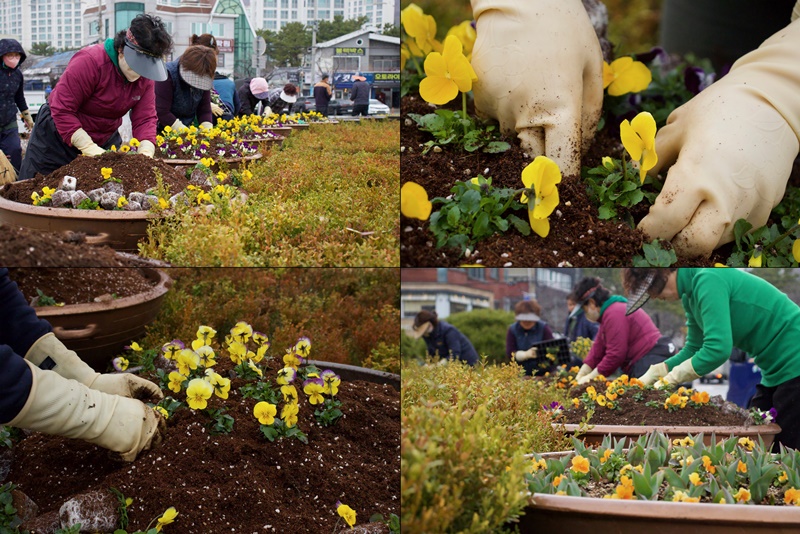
[545, 368, 779, 447]
[4, 324, 400, 533]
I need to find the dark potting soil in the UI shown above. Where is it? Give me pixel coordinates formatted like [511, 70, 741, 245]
[7, 353, 400, 533]
[562, 383, 751, 427]
[400, 95, 720, 267]
[8, 267, 155, 306]
[1, 152, 188, 205]
[0, 223, 131, 268]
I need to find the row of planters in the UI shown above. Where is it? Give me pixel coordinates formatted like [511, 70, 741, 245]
[401, 359, 795, 533]
[0, 113, 399, 266]
[1, 257, 400, 532]
[399, 4, 800, 267]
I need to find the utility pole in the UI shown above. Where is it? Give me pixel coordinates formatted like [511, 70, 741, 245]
[310, 0, 318, 85]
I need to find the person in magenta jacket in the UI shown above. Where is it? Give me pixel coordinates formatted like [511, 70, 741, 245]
[18, 14, 172, 180]
[572, 275, 677, 384]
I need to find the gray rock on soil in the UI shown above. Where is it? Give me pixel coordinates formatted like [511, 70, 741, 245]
[20, 509, 60, 534]
[11, 489, 39, 526]
[49, 189, 72, 208]
[169, 191, 187, 206]
[60, 175, 77, 191]
[128, 191, 146, 205]
[100, 191, 121, 210]
[145, 195, 159, 209]
[87, 188, 105, 203]
[59, 490, 119, 533]
[123, 200, 142, 211]
[70, 190, 89, 207]
[102, 181, 124, 195]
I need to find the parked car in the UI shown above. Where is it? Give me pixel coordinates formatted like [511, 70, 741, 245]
[368, 99, 390, 115]
[292, 97, 353, 116]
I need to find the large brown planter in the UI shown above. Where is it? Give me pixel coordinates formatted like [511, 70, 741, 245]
[34, 267, 172, 371]
[285, 123, 310, 131]
[516, 493, 800, 533]
[264, 126, 293, 137]
[162, 153, 262, 174]
[306, 360, 399, 391]
[559, 422, 782, 449]
[0, 192, 159, 252]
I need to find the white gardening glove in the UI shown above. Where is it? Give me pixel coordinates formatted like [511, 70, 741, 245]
[638, 362, 669, 386]
[514, 347, 537, 362]
[470, 0, 604, 176]
[71, 128, 105, 156]
[25, 333, 163, 401]
[171, 118, 188, 131]
[211, 103, 225, 117]
[575, 363, 593, 381]
[638, 18, 800, 257]
[7, 362, 165, 462]
[655, 359, 701, 389]
[138, 139, 156, 158]
[576, 368, 599, 385]
[199, 121, 213, 130]
[262, 106, 272, 117]
[21, 110, 34, 130]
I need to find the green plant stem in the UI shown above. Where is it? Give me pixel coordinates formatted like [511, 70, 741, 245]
[461, 91, 467, 117]
[763, 222, 800, 250]
[408, 50, 424, 76]
[621, 150, 629, 183]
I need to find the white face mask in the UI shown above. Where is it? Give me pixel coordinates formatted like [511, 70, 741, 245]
[584, 304, 600, 323]
[118, 53, 140, 82]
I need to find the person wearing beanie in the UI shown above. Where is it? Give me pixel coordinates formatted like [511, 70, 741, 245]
[155, 44, 217, 132]
[505, 299, 555, 376]
[18, 14, 172, 180]
[409, 310, 479, 366]
[349, 74, 371, 116]
[237, 77, 270, 116]
[313, 74, 333, 116]
[0, 38, 32, 175]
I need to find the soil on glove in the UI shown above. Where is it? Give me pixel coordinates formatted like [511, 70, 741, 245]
[7, 352, 400, 533]
[562, 383, 752, 427]
[400, 95, 720, 267]
[1, 152, 188, 205]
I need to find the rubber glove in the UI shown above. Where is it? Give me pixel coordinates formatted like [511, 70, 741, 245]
[172, 118, 188, 131]
[638, 18, 800, 257]
[575, 363, 593, 381]
[0, 151, 16, 185]
[199, 121, 213, 130]
[71, 128, 105, 156]
[470, 0, 604, 176]
[21, 110, 34, 130]
[25, 333, 163, 401]
[513, 347, 537, 362]
[6, 361, 164, 462]
[638, 362, 668, 386]
[211, 103, 225, 117]
[138, 139, 156, 158]
[262, 106, 272, 117]
[655, 359, 700, 389]
[576, 368, 599, 385]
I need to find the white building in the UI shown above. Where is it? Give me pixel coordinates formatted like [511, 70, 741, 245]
[0, 0, 85, 51]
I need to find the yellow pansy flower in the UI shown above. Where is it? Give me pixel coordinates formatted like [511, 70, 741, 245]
[620, 111, 658, 184]
[603, 57, 652, 96]
[400, 181, 432, 220]
[520, 156, 561, 238]
[419, 35, 477, 106]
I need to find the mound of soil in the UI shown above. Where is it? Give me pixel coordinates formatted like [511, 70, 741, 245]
[0, 223, 133, 268]
[562, 383, 751, 427]
[8, 267, 155, 306]
[400, 95, 717, 267]
[7, 353, 400, 533]
[1, 152, 187, 205]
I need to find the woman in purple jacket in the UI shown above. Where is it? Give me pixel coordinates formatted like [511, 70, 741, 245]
[18, 14, 171, 180]
[571, 276, 677, 385]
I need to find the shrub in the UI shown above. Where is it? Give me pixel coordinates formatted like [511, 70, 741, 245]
[446, 308, 516, 365]
[361, 342, 400, 374]
[400, 330, 426, 361]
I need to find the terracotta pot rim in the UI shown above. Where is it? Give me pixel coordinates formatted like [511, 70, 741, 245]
[0, 193, 158, 220]
[33, 267, 171, 318]
[306, 359, 399, 390]
[160, 153, 263, 166]
[530, 493, 800, 521]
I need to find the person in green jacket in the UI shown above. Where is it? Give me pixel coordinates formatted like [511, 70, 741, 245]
[621, 267, 800, 450]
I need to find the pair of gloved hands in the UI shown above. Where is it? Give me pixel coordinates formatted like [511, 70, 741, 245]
[574, 360, 700, 387]
[71, 128, 156, 158]
[8, 333, 164, 462]
[470, 0, 800, 257]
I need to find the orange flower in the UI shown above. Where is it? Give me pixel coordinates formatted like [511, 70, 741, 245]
[702, 455, 716, 474]
[785, 487, 800, 505]
[571, 455, 590, 474]
[600, 449, 613, 464]
[606, 391, 618, 401]
[690, 391, 709, 404]
[689, 472, 703, 486]
[737, 460, 748, 474]
[733, 487, 751, 503]
[553, 475, 564, 487]
[611, 476, 635, 500]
